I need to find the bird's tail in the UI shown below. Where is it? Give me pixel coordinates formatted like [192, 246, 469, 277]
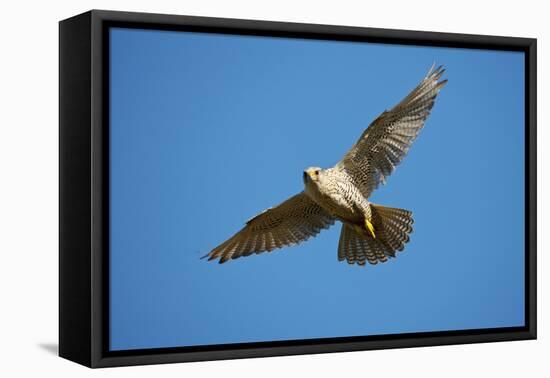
[337, 204, 414, 266]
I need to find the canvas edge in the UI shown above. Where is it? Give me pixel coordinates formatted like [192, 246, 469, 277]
[526, 38, 536, 341]
[59, 10, 93, 367]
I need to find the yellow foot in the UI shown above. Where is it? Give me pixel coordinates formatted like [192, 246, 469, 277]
[365, 219, 376, 239]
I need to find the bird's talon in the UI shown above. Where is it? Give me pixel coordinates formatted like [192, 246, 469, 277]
[366, 220, 376, 239]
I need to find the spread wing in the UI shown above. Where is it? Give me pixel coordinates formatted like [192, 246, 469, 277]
[335, 65, 447, 198]
[203, 192, 335, 263]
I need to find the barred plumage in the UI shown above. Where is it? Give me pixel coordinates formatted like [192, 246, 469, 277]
[203, 65, 446, 266]
[204, 193, 335, 263]
[336, 65, 447, 198]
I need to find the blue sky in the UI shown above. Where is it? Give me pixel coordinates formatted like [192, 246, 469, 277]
[109, 27, 525, 351]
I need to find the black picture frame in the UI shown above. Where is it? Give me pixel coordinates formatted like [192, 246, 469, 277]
[59, 9, 537, 368]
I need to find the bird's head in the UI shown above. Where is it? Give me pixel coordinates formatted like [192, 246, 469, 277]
[303, 167, 323, 185]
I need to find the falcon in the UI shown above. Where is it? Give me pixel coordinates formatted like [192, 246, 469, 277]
[203, 65, 447, 266]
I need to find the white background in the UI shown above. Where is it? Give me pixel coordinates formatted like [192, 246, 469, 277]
[0, 0, 547, 376]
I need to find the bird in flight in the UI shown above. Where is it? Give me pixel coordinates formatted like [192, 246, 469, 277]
[203, 65, 447, 266]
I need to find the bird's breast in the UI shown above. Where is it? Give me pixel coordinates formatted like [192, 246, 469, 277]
[305, 179, 364, 223]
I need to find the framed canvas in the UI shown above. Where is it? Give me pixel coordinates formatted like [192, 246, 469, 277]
[59, 10, 537, 368]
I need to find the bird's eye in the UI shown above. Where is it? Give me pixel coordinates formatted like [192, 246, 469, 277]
[315, 170, 320, 175]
